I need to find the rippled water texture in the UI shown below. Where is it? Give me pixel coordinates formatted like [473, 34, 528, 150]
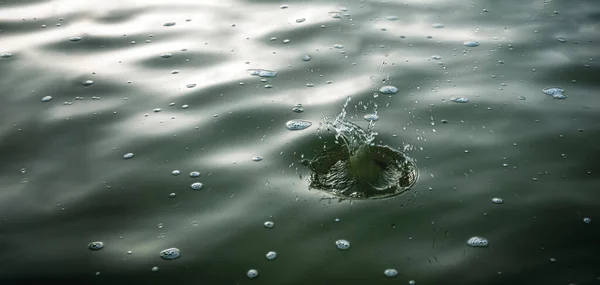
[1, 0, 599, 284]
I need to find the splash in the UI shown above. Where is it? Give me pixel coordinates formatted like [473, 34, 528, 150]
[308, 97, 418, 199]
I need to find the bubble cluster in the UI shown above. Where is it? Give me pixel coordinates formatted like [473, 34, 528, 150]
[379, 85, 398, 94]
[491, 197, 503, 204]
[285, 120, 312, 130]
[463, 41, 480, 47]
[467, 236, 489, 247]
[88, 241, 104, 250]
[542, 87, 566, 99]
[159, 248, 180, 260]
[335, 239, 350, 250]
[248, 69, 277, 78]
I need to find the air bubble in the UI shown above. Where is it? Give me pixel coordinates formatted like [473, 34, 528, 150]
[384, 269, 398, 277]
[379, 85, 398, 94]
[467, 236, 489, 247]
[182, 105, 189, 109]
[265, 251, 277, 260]
[189, 171, 200, 177]
[83, 80, 94, 86]
[335, 239, 350, 250]
[463, 41, 480, 47]
[172, 170, 181, 175]
[432, 23, 444, 28]
[292, 103, 304, 113]
[163, 22, 176, 27]
[386, 16, 399, 21]
[583, 217, 592, 224]
[88, 241, 104, 250]
[187, 84, 196, 88]
[264, 221, 274, 228]
[160, 53, 172, 58]
[191, 182, 203, 190]
[69, 36, 82, 42]
[285, 119, 312, 130]
[247, 269, 259, 279]
[41, 96, 52, 102]
[159, 248, 180, 260]
[123, 153, 134, 159]
[252, 156, 263, 162]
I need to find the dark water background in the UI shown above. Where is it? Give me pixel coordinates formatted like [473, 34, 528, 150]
[1, 0, 599, 284]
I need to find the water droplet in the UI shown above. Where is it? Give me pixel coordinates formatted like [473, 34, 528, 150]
[247, 269, 259, 279]
[187, 84, 196, 88]
[296, 18, 306, 23]
[467, 236, 489, 247]
[190, 171, 200, 177]
[364, 114, 379, 121]
[329, 12, 342, 19]
[41, 96, 52, 102]
[69, 36, 82, 42]
[182, 105, 189, 109]
[123, 153, 134, 159]
[384, 269, 398, 277]
[172, 170, 181, 175]
[583, 217, 592, 224]
[252, 156, 263, 162]
[431, 55, 442, 60]
[0, 53, 12, 58]
[333, 44, 344, 49]
[283, 39, 290, 44]
[151, 266, 159, 272]
[160, 53, 172, 58]
[191, 182, 203, 190]
[306, 83, 314, 87]
[432, 23, 445, 28]
[542, 87, 566, 99]
[451, 97, 469, 103]
[163, 22, 176, 27]
[153, 108, 161, 113]
[386, 16, 399, 21]
[334, 218, 340, 222]
[248, 69, 277, 78]
[83, 80, 94, 86]
[264, 221, 274, 228]
[557, 38, 566, 43]
[265, 251, 277, 260]
[518, 96, 527, 100]
[409, 280, 416, 285]
[379, 85, 398, 94]
[463, 41, 480, 47]
[159, 248, 180, 260]
[492, 197, 503, 204]
[88, 241, 104, 250]
[302, 54, 311, 61]
[335, 239, 350, 250]
[292, 103, 304, 113]
[285, 119, 312, 130]
[280, 4, 288, 9]
[169, 193, 176, 198]
[171, 70, 179, 74]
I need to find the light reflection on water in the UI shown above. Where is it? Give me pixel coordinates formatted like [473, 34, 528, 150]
[0, 0, 599, 284]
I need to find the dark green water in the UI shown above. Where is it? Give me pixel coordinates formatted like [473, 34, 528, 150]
[1, 0, 599, 284]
